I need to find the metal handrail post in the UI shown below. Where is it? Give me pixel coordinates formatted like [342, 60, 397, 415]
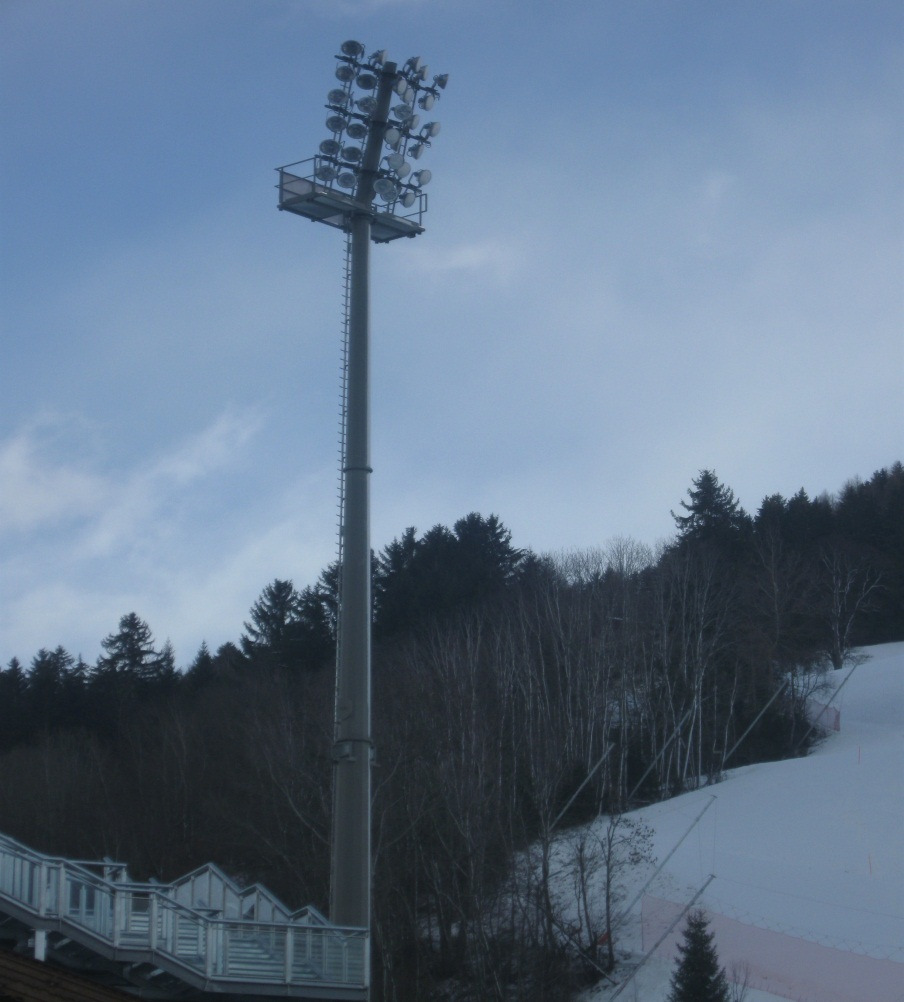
[37, 860, 47, 916]
[149, 892, 159, 951]
[205, 919, 215, 978]
[112, 886, 122, 946]
[284, 925, 295, 983]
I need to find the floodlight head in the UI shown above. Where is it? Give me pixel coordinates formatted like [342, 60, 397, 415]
[409, 143, 425, 160]
[326, 115, 347, 133]
[356, 73, 378, 90]
[391, 103, 414, 121]
[421, 121, 441, 138]
[346, 122, 368, 140]
[433, 73, 449, 89]
[335, 64, 356, 82]
[412, 169, 432, 187]
[356, 96, 377, 115]
[340, 145, 363, 163]
[386, 152, 405, 171]
[393, 77, 408, 96]
[374, 177, 400, 201]
[418, 93, 435, 110]
[418, 65, 430, 81]
[369, 49, 387, 65]
[400, 191, 417, 208]
[337, 171, 357, 188]
[328, 89, 351, 107]
[405, 56, 423, 72]
[341, 40, 365, 58]
[319, 139, 342, 156]
[315, 164, 338, 181]
[383, 126, 402, 149]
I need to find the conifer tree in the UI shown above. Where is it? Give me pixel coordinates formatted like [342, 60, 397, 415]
[241, 579, 303, 670]
[672, 469, 748, 545]
[96, 613, 170, 682]
[667, 909, 730, 1002]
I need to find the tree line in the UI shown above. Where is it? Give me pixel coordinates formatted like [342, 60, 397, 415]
[0, 466, 900, 999]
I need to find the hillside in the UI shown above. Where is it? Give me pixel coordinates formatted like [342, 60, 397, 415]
[581, 642, 904, 1002]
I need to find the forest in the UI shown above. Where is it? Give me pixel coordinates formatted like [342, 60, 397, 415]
[1, 464, 902, 1000]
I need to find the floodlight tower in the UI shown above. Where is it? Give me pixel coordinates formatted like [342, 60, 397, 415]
[276, 42, 447, 944]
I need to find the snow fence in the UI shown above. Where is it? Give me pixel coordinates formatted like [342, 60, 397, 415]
[641, 894, 904, 1002]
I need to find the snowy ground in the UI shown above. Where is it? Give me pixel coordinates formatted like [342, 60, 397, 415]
[576, 642, 904, 1002]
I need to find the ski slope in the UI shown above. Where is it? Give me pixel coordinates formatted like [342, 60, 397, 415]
[580, 642, 904, 1002]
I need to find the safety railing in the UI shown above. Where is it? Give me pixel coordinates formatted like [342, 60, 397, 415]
[0, 832, 366, 994]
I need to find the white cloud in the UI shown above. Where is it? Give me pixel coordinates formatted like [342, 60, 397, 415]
[0, 408, 268, 663]
[75, 409, 264, 560]
[398, 237, 526, 284]
[0, 417, 107, 533]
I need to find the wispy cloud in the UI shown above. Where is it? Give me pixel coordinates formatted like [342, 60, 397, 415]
[1, 408, 267, 663]
[0, 416, 108, 533]
[76, 409, 263, 560]
[403, 238, 525, 283]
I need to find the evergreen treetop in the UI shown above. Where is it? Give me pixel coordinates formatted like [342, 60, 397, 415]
[667, 909, 730, 1002]
[672, 469, 747, 544]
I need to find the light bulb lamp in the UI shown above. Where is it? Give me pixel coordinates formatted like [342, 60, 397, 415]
[275, 40, 447, 972]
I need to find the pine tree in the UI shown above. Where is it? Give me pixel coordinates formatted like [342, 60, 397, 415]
[667, 909, 730, 1002]
[97, 613, 170, 682]
[241, 579, 303, 670]
[672, 470, 747, 545]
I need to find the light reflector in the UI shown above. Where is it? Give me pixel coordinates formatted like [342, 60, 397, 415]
[374, 178, 400, 201]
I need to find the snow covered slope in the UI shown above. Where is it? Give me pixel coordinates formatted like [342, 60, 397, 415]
[582, 642, 904, 1002]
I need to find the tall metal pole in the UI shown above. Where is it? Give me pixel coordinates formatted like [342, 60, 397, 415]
[330, 62, 397, 940]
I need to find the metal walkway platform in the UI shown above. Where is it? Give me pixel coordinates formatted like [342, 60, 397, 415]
[0, 832, 367, 1000]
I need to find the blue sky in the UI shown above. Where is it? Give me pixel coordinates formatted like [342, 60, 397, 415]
[2, 0, 901, 667]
